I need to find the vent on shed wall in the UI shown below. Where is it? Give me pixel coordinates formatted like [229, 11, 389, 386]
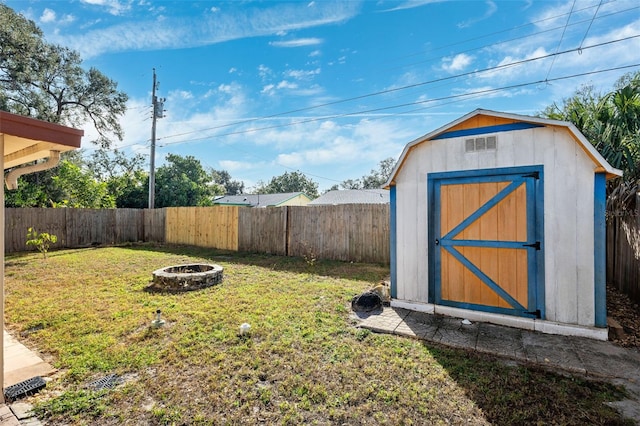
[465, 136, 497, 152]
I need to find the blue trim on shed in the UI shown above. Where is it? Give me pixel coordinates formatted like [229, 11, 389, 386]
[534, 168, 545, 320]
[594, 173, 607, 328]
[390, 185, 397, 299]
[427, 176, 439, 304]
[437, 300, 539, 318]
[431, 123, 544, 140]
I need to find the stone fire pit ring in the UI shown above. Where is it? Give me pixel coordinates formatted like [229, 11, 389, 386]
[150, 263, 224, 292]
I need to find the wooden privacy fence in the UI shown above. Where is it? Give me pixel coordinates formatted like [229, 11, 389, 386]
[7, 204, 640, 287]
[288, 205, 390, 263]
[607, 212, 640, 305]
[165, 207, 239, 251]
[5, 208, 166, 252]
[166, 205, 391, 263]
[6, 205, 391, 264]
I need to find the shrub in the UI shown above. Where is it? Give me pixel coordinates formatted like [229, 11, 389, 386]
[26, 227, 58, 260]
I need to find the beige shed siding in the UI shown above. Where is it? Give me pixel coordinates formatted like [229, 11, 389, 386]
[394, 126, 598, 327]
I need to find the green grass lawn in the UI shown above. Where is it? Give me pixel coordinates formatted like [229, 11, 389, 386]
[4, 245, 631, 425]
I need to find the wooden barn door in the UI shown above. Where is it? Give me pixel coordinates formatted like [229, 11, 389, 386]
[429, 167, 544, 319]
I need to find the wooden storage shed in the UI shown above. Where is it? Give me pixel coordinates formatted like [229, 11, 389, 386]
[384, 109, 621, 340]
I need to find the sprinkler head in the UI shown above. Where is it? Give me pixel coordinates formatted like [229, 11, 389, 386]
[151, 309, 166, 328]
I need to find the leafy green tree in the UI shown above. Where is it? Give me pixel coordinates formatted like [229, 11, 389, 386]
[51, 160, 115, 208]
[4, 154, 115, 208]
[85, 149, 149, 208]
[542, 72, 640, 181]
[541, 71, 640, 213]
[0, 4, 127, 147]
[252, 171, 319, 198]
[109, 169, 149, 208]
[5, 152, 78, 207]
[154, 154, 216, 207]
[26, 227, 57, 260]
[341, 157, 396, 189]
[212, 169, 245, 195]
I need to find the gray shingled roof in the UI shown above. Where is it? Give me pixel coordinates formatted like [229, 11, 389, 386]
[213, 192, 309, 207]
[308, 189, 389, 205]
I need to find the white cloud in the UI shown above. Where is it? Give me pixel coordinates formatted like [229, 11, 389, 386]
[228, 67, 237, 74]
[309, 50, 321, 57]
[261, 84, 276, 95]
[38, 8, 75, 25]
[218, 160, 253, 171]
[258, 65, 274, 80]
[442, 53, 473, 72]
[381, 0, 446, 13]
[80, 0, 131, 16]
[40, 8, 56, 23]
[457, 0, 497, 29]
[51, 2, 357, 58]
[169, 90, 194, 100]
[270, 38, 323, 48]
[277, 81, 299, 90]
[285, 68, 321, 80]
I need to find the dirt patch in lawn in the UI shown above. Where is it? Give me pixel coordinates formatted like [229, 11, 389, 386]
[607, 285, 640, 350]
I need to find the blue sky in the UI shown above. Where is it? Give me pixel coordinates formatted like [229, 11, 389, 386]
[4, 0, 640, 191]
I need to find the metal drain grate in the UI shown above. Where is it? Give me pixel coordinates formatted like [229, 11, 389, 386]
[4, 376, 46, 401]
[87, 374, 121, 391]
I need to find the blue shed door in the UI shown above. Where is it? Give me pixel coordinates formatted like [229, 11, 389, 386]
[429, 166, 544, 319]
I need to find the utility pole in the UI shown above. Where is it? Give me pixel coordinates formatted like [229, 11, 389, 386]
[149, 69, 165, 209]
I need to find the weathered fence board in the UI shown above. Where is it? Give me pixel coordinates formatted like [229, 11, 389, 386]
[116, 209, 144, 242]
[607, 214, 640, 304]
[144, 208, 166, 243]
[67, 209, 115, 247]
[238, 207, 287, 255]
[5, 208, 165, 253]
[6, 208, 67, 252]
[287, 204, 390, 263]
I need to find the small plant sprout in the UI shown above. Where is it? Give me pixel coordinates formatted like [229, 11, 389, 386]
[239, 323, 251, 336]
[151, 310, 165, 328]
[26, 227, 58, 260]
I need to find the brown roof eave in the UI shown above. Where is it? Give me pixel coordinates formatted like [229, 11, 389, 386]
[0, 111, 83, 149]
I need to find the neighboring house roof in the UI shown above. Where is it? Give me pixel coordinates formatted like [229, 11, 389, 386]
[213, 192, 312, 207]
[308, 189, 389, 205]
[384, 108, 623, 188]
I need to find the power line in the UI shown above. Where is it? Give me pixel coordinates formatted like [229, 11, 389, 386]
[579, 0, 604, 51]
[545, 0, 577, 82]
[383, 5, 639, 73]
[380, 0, 622, 64]
[115, 5, 638, 150]
[116, 34, 639, 154]
[149, 62, 639, 191]
[155, 37, 639, 147]
[152, 34, 639, 146]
